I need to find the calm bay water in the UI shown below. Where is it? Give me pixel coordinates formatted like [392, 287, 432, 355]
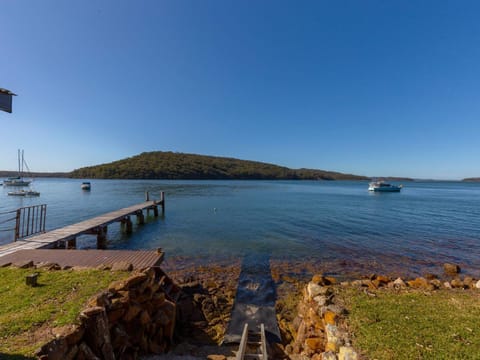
[1, 179, 480, 277]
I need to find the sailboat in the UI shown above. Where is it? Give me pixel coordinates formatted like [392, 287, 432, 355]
[3, 149, 32, 186]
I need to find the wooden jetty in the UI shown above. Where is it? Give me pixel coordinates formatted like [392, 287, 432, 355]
[0, 194, 165, 259]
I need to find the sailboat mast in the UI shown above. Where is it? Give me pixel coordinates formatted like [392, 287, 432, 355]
[18, 149, 21, 176]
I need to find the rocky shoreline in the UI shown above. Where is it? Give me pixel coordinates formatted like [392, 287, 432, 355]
[3, 256, 479, 359]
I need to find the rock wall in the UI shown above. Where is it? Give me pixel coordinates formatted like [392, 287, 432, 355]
[36, 267, 177, 360]
[285, 275, 358, 360]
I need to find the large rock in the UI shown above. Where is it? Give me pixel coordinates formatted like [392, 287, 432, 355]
[444, 263, 461, 275]
[307, 282, 330, 298]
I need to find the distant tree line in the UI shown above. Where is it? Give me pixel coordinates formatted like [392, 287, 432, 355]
[69, 151, 369, 180]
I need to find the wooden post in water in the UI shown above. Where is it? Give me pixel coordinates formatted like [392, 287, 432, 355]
[125, 216, 133, 233]
[137, 211, 145, 225]
[97, 226, 107, 249]
[67, 238, 77, 249]
[161, 191, 165, 213]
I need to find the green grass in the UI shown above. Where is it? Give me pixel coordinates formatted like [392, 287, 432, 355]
[340, 287, 480, 359]
[0, 267, 128, 357]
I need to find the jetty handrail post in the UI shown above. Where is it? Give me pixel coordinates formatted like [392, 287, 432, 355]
[145, 191, 150, 201]
[14, 208, 21, 241]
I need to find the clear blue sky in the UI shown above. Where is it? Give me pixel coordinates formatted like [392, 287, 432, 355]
[1, 1, 479, 179]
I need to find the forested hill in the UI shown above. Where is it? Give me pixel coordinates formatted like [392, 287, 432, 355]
[69, 151, 368, 180]
[463, 178, 480, 182]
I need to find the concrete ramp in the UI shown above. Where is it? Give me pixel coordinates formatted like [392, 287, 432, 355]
[224, 254, 281, 344]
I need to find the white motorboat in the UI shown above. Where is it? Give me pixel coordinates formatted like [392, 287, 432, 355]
[368, 180, 402, 192]
[81, 182, 91, 190]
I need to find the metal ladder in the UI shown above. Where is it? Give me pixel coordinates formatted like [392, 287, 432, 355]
[236, 323, 268, 360]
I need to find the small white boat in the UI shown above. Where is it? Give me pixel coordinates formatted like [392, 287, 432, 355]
[368, 180, 402, 192]
[8, 189, 40, 196]
[81, 182, 91, 190]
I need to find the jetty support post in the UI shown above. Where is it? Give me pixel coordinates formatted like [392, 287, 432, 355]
[121, 216, 133, 234]
[161, 191, 165, 214]
[67, 237, 77, 249]
[96, 226, 108, 249]
[136, 210, 145, 225]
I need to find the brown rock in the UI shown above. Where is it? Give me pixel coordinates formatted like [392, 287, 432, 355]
[124, 273, 148, 288]
[107, 308, 125, 323]
[64, 345, 79, 360]
[80, 306, 105, 318]
[139, 310, 151, 325]
[149, 340, 166, 354]
[88, 291, 111, 308]
[463, 276, 474, 287]
[111, 261, 134, 272]
[324, 311, 337, 325]
[424, 273, 438, 280]
[207, 355, 227, 360]
[325, 341, 338, 352]
[324, 276, 337, 285]
[429, 279, 442, 289]
[407, 277, 434, 290]
[78, 342, 100, 360]
[123, 304, 143, 322]
[451, 278, 465, 288]
[13, 260, 34, 269]
[37, 338, 69, 360]
[64, 325, 85, 345]
[375, 275, 390, 284]
[109, 279, 127, 292]
[110, 296, 129, 310]
[312, 274, 324, 284]
[444, 263, 461, 275]
[82, 307, 114, 360]
[151, 292, 166, 306]
[305, 337, 324, 351]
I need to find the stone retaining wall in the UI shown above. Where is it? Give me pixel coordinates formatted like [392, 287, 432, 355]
[286, 275, 358, 360]
[36, 267, 176, 360]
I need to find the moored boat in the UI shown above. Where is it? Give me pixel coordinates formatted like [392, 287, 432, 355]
[3, 150, 32, 186]
[81, 182, 91, 190]
[8, 189, 40, 196]
[368, 180, 402, 192]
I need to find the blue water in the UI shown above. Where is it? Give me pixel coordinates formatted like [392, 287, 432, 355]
[1, 179, 480, 277]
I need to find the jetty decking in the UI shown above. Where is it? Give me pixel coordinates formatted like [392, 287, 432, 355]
[0, 249, 164, 269]
[0, 199, 164, 258]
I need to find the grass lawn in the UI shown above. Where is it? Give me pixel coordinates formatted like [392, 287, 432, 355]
[0, 267, 129, 358]
[339, 287, 480, 359]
